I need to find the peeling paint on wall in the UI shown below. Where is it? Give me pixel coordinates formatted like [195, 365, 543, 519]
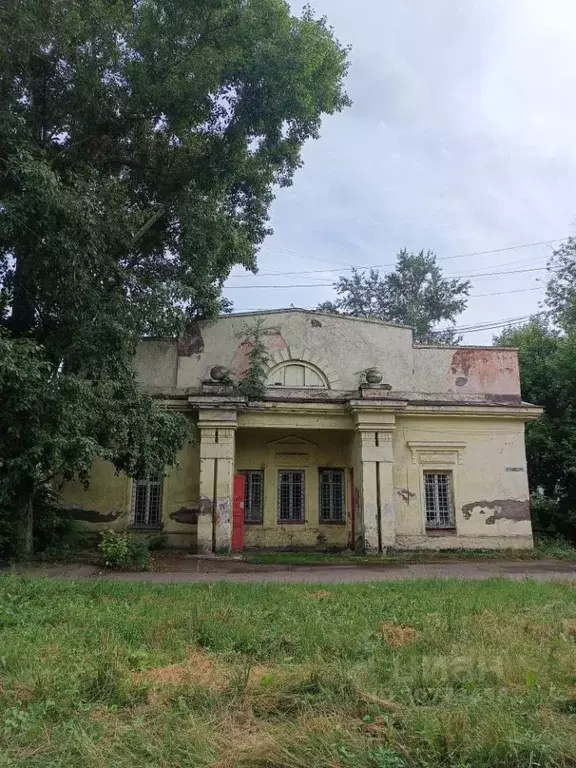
[231, 327, 288, 377]
[215, 497, 232, 526]
[448, 348, 519, 395]
[198, 496, 213, 517]
[232, 340, 254, 378]
[397, 488, 416, 504]
[178, 322, 204, 357]
[64, 505, 123, 523]
[169, 506, 199, 525]
[461, 499, 530, 524]
[450, 350, 473, 379]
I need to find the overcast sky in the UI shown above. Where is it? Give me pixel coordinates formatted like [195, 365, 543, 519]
[225, 0, 576, 344]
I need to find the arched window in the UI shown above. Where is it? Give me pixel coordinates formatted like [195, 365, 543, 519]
[266, 361, 329, 388]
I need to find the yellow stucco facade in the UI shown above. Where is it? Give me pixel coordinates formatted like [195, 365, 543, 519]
[59, 310, 541, 552]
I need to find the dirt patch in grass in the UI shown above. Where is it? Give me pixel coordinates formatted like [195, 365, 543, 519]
[308, 590, 330, 600]
[212, 713, 357, 768]
[211, 718, 283, 768]
[10, 680, 35, 702]
[247, 665, 276, 688]
[89, 705, 115, 723]
[380, 622, 419, 648]
[136, 647, 227, 691]
[562, 619, 576, 636]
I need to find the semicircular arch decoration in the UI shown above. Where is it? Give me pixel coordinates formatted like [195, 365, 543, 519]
[264, 347, 341, 389]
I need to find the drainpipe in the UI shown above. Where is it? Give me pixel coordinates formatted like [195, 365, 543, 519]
[349, 467, 356, 551]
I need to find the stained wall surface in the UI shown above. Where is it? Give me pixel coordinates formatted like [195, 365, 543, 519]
[59, 310, 535, 551]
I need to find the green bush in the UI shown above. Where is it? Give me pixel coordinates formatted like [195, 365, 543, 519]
[146, 532, 166, 551]
[97, 530, 151, 570]
[32, 487, 82, 559]
[98, 530, 130, 568]
[0, 486, 81, 560]
[530, 494, 576, 543]
[535, 535, 576, 560]
[127, 537, 151, 570]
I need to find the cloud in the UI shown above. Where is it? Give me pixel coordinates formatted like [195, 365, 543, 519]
[227, 0, 575, 341]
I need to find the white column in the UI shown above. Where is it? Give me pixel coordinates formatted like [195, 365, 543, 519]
[197, 409, 237, 554]
[352, 422, 396, 553]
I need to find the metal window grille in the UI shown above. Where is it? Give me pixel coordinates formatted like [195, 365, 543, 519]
[242, 470, 264, 523]
[424, 472, 455, 529]
[278, 471, 305, 521]
[319, 469, 345, 521]
[131, 471, 163, 527]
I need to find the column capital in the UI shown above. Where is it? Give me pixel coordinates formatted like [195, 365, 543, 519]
[350, 406, 399, 433]
[354, 423, 396, 435]
[190, 394, 246, 410]
[348, 399, 406, 433]
[196, 407, 239, 431]
[349, 398, 407, 413]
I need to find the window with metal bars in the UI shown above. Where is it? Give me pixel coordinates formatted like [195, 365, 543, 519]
[241, 470, 264, 523]
[277, 471, 305, 521]
[424, 472, 455, 529]
[319, 469, 345, 522]
[131, 471, 163, 527]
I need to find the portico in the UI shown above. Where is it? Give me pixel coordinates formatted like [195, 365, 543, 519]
[192, 392, 412, 554]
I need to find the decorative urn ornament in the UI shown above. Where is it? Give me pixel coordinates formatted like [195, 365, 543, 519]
[365, 367, 383, 385]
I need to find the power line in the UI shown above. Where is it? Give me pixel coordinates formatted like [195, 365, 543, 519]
[472, 286, 542, 298]
[230, 252, 547, 280]
[453, 311, 548, 333]
[231, 287, 544, 313]
[459, 316, 545, 335]
[454, 314, 533, 332]
[259, 244, 356, 269]
[225, 265, 548, 289]
[251, 236, 566, 277]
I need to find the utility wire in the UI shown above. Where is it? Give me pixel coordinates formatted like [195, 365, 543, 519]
[230, 252, 547, 281]
[232, 286, 543, 314]
[225, 265, 548, 289]
[251, 236, 566, 277]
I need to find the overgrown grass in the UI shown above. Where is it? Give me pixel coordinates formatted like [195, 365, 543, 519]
[242, 536, 576, 566]
[2, 576, 576, 766]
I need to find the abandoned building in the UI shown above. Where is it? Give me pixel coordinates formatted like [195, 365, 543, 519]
[60, 309, 541, 552]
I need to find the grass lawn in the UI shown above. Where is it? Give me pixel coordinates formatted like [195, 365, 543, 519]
[2, 578, 576, 767]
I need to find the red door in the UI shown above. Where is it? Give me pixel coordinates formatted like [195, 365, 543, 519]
[232, 474, 246, 553]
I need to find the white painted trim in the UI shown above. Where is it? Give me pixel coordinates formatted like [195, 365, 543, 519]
[407, 441, 466, 466]
[265, 349, 341, 389]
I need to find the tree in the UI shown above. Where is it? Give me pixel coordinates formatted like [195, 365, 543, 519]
[546, 236, 576, 332]
[496, 319, 566, 495]
[0, 0, 350, 552]
[496, 317, 576, 540]
[318, 249, 470, 343]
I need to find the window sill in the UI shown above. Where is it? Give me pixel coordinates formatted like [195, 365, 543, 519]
[129, 524, 163, 531]
[244, 520, 264, 526]
[319, 520, 346, 525]
[425, 528, 457, 536]
[277, 519, 306, 525]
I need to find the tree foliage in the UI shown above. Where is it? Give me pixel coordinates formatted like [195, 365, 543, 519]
[0, 0, 350, 552]
[318, 249, 470, 343]
[496, 319, 573, 501]
[496, 235, 576, 540]
[237, 320, 270, 401]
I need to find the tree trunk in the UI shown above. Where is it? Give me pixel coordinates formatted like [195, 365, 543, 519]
[15, 482, 34, 557]
[11, 254, 36, 337]
[23, 493, 34, 557]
